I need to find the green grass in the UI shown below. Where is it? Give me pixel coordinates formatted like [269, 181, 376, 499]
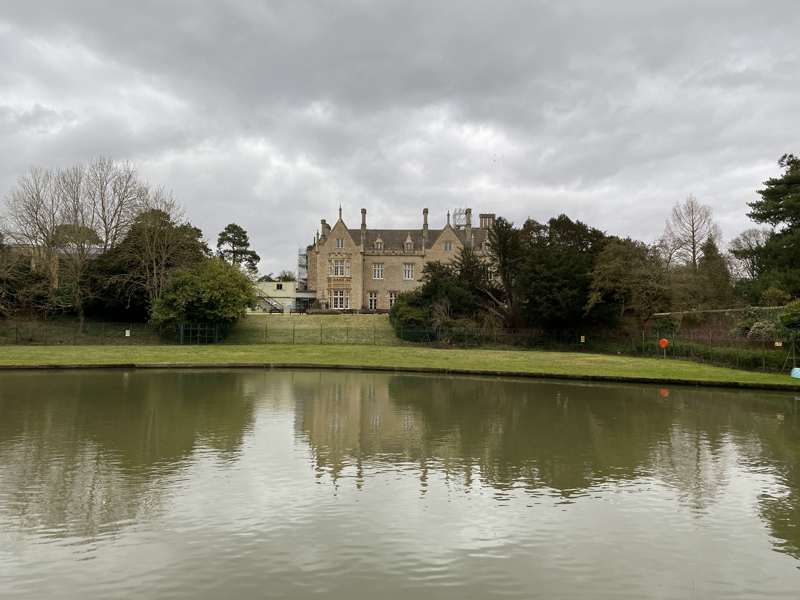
[1, 343, 798, 389]
[226, 313, 397, 345]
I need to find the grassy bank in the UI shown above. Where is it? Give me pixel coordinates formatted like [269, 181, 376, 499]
[227, 313, 396, 344]
[0, 344, 798, 390]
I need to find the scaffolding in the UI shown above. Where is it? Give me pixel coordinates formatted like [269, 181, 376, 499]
[297, 249, 308, 289]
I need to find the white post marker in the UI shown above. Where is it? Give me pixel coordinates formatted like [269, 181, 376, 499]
[125, 330, 131, 337]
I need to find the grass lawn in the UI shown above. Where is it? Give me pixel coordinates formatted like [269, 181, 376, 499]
[227, 313, 397, 345]
[1, 343, 798, 390]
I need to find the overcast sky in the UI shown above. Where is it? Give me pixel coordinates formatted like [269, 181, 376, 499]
[1, 1, 798, 275]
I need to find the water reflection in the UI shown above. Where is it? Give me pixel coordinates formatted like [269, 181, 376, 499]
[1, 368, 799, 599]
[293, 371, 800, 557]
[0, 370, 256, 539]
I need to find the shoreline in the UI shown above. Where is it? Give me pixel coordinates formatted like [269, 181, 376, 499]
[1, 346, 799, 391]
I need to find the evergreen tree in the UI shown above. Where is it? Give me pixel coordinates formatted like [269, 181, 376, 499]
[486, 217, 523, 323]
[747, 154, 800, 296]
[697, 236, 734, 308]
[587, 238, 669, 325]
[517, 215, 609, 330]
[217, 223, 260, 275]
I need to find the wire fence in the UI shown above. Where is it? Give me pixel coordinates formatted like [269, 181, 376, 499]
[393, 326, 798, 372]
[0, 320, 166, 345]
[0, 318, 797, 373]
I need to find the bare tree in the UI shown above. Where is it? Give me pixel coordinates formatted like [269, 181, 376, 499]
[3, 168, 61, 288]
[661, 195, 719, 270]
[86, 157, 145, 252]
[52, 165, 101, 329]
[2, 158, 153, 321]
[728, 228, 771, 280]
[0, 233, 17, 317]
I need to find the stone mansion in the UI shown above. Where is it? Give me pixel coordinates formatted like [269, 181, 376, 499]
[304, 208, 495, 311]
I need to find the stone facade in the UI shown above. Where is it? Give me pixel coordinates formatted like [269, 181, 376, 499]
[304, 208, 493, 311]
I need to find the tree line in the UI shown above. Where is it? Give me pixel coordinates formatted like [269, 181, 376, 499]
[0, 158, 260, 328]
[391, 153, 800, 336]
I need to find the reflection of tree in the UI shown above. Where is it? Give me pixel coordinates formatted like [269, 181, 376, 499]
[294, 371, 800, 559]
[387, 375, 682, 493]
[0, 370, 256, 538]
[743, 396, 800, 560]
[653, 392, 800, 559]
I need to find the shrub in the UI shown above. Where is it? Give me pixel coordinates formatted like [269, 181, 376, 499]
[760, 286, 791, 307]
[151, 258, 256, 327]
[780, 299, 800, 331]
[746, 319, 783, 341]
[389, 294, 432, 341]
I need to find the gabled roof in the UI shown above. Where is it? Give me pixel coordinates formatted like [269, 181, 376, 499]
[361, 226, 489, 251]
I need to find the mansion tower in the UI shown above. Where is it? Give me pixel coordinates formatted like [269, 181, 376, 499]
[304, 208, 494, 311]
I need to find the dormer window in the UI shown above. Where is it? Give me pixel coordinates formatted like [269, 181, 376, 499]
[335, 238, 344, 249]
[404, 236, 414, 252]
[374, 239, 384, 251]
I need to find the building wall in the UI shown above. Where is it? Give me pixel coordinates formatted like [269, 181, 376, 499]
[306, 210, 489, 311]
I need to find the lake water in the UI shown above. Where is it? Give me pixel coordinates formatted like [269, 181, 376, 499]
[1, 369, 799, 599]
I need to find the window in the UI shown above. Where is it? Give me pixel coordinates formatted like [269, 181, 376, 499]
[374, 240, 383, 251]
[444, 241, 452, 251]
[368, 291, 378, 310]
[331, 289, 349, 309]
[388, 292, 397, 308]
[403, 263, 414, 280]
[336, 238, 344, 249]
[405, 240, 413, 252]
[372, 263, 384, 279]
[276, 283, 283, 290]
[332, 259, 349, 277]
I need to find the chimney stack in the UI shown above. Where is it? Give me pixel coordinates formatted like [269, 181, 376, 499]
[422, 208, 429, 249]
[320, 219, 331, 238]
[465, 208, 473, 248]
[361, 208, 367, 248]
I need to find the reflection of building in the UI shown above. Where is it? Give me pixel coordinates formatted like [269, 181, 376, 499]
[304, 208, 494, 311]
[292, 371, 429, 479]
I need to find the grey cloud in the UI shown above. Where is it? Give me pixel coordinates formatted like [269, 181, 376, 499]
[1, 0, 799, 272]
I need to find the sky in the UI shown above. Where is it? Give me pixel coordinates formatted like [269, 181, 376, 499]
[1, 0, 798, 276]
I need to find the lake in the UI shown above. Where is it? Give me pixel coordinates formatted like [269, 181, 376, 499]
[1, 368, 799, 599]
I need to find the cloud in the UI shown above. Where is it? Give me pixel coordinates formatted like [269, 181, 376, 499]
[1, 0, 799, 272]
